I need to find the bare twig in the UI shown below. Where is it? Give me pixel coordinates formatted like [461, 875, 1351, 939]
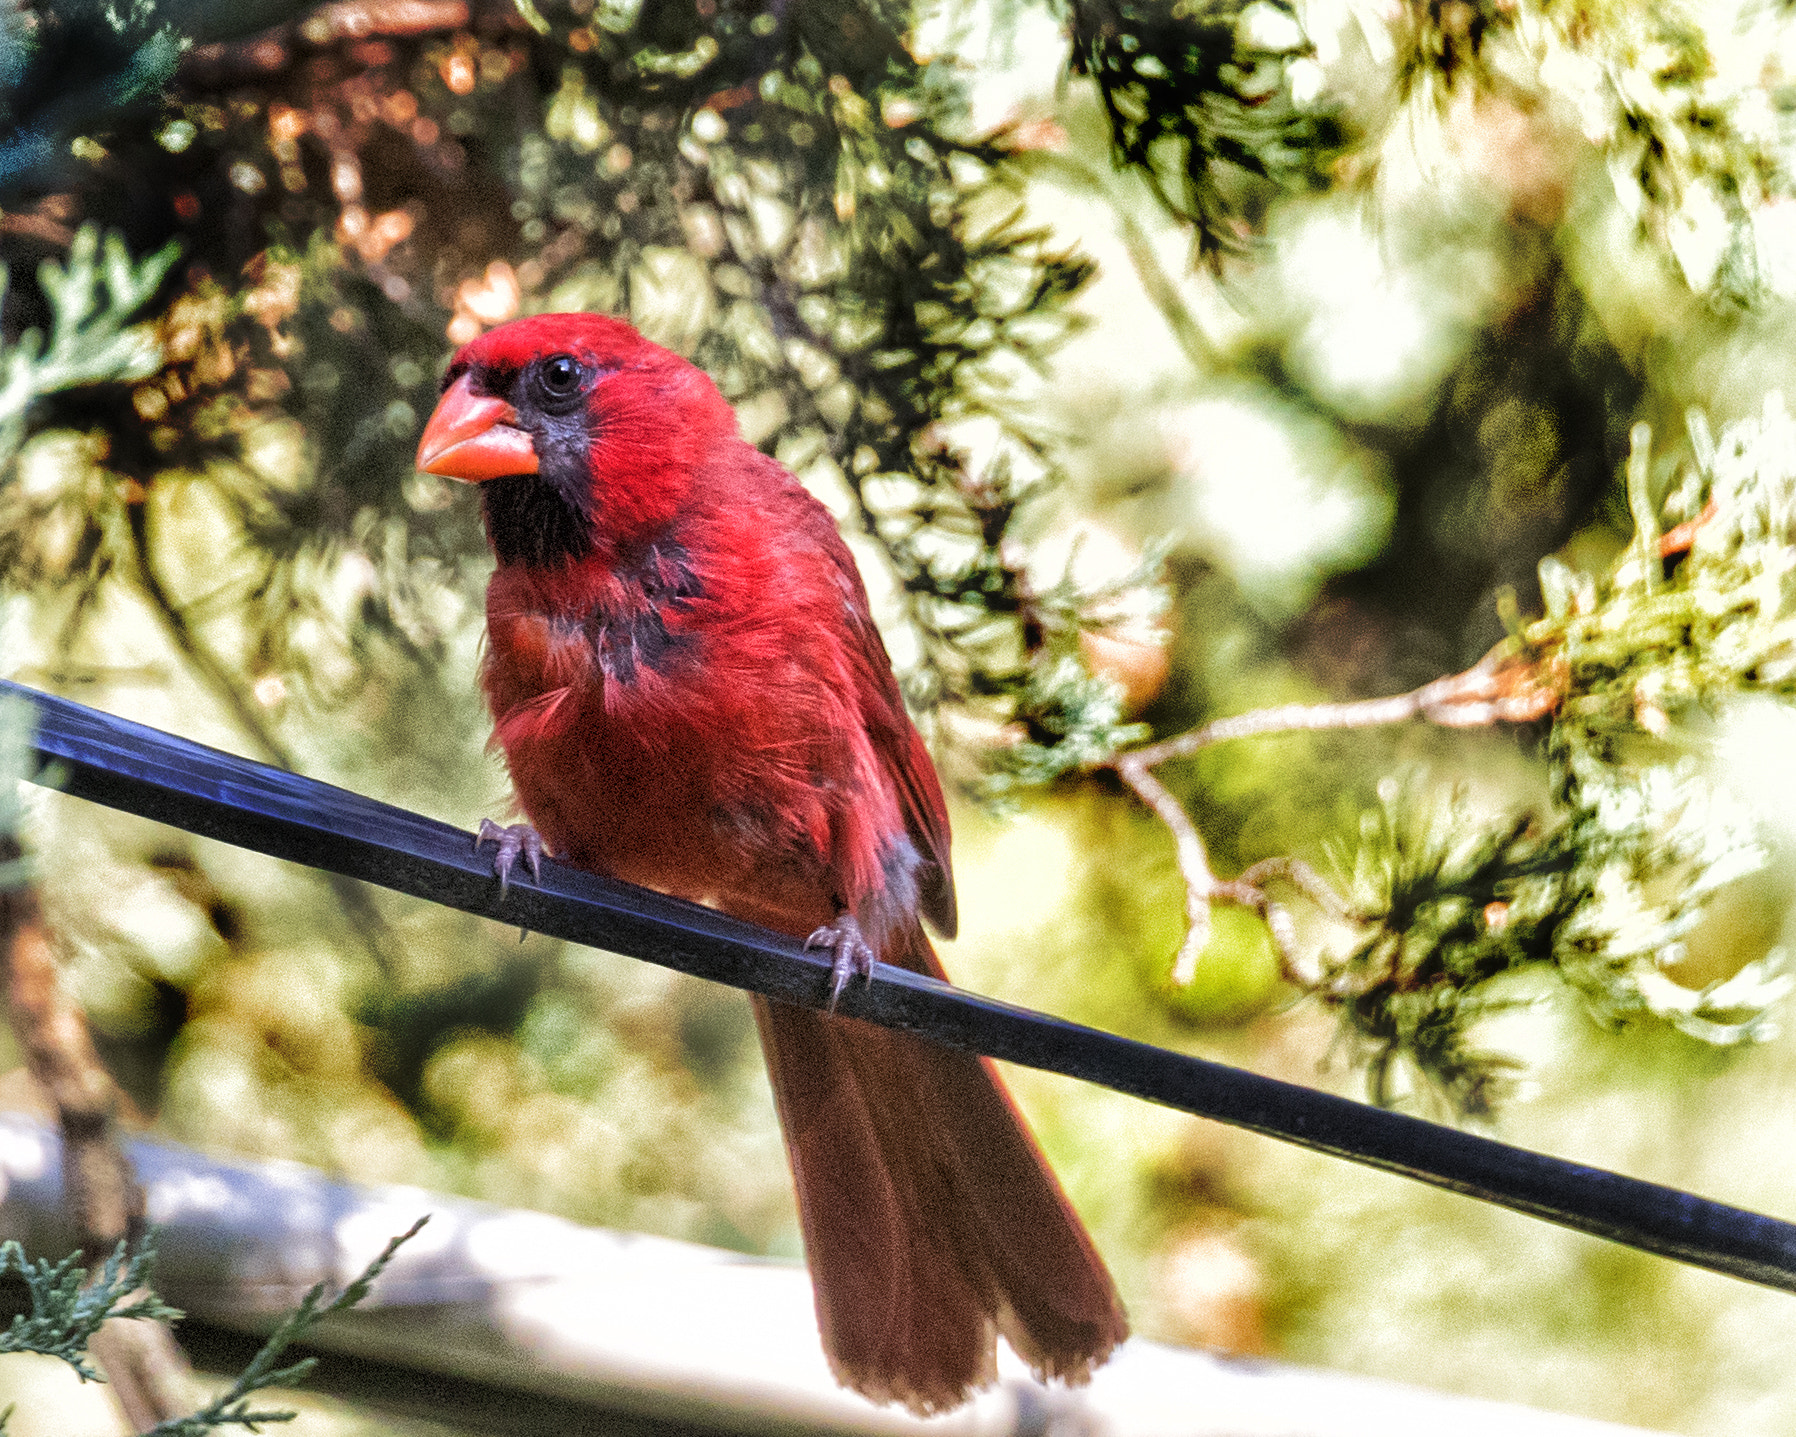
[1107, 642, 1567, 984]
[1127, 645, 1564, 772]
[1229, 856, 1350, 987]
[0, 835, 195, 1429]
[1112, 754, 1218, 984]
[1, 837, 140, 1252]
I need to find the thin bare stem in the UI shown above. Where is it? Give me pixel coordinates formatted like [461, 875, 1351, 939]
[1126, 646, 1562, 771]
[1114, 755, 1217, 983]
[1230, 857, 1350, 987]
[1105, 643, 1566, 984]
[1236, 856, 1349, 918]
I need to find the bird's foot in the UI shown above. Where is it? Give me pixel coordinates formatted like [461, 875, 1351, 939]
[476, 819, 544, 899]
[805, 913, 877, 1011]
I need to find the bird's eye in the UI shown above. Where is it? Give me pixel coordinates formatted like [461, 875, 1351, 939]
[537, 354, 585, 400]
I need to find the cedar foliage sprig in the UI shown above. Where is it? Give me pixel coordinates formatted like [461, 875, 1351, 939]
[0, 1221, 425, 1436]
[142, 1216, 428, 1436]
[0, 1236, 178, 1384]
[0, 225, 178, 460]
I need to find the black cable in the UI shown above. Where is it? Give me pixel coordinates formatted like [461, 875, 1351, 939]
[9, 678, 1796, 1293]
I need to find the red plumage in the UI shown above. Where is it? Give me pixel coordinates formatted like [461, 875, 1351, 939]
[416, 313, 1127, 1413]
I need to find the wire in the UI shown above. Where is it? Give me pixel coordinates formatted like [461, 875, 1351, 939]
[9, 678, 1796, 1294]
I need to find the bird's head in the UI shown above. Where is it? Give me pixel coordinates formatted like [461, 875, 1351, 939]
[416, 313, 737, 567]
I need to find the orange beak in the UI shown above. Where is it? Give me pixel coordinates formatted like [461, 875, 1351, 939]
[416, 372, 539, 482]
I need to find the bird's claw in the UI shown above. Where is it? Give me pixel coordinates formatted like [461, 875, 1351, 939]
[476, 819, 543, 899]
[806, 913, 877, 1011]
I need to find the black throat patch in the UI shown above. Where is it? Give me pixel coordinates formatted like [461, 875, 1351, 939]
[479, 391, 603, 568]
[481, 470, 593, 567]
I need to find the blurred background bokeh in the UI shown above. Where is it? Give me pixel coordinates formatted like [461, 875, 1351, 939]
[7, 0, 1796, 1430]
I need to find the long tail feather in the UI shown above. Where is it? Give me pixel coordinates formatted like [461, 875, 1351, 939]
[753, 925, 1127, 1414]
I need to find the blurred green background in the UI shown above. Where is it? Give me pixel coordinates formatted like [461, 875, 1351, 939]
[7, 0, 1796, 1431]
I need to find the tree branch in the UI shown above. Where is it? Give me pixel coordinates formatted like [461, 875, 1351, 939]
[1105, 480, 1727, 984]
[1106, 642, 1566, 982]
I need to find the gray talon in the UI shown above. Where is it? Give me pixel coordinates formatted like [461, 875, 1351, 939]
[476, 819, 544, 898]
[805, 913, 877, 1010]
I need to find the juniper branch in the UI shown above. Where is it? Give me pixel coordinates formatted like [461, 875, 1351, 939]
[0, 225, 178, 460]
[142, 1216, 429, 1437]
[0, 1237, 179, 1382]
[1105, 640, 1565, 983]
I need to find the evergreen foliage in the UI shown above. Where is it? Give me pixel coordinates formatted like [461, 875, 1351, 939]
[1318, 401, 1796, 1111]
[0, 1236, 177, 1386]
[13, 14, 1796, 1425]
[142, 1217, 425, 1436]
[0, 225, 177, 462]
[1065, 0, 1343, 261]
[0, 1221, 422, 1436]
[7, 0, 1796, 1115]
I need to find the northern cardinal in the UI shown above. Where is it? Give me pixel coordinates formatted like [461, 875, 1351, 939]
[415, 312, 1126, 1412]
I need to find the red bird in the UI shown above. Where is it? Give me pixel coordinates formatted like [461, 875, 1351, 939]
[415, 312, 1126, 1412]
